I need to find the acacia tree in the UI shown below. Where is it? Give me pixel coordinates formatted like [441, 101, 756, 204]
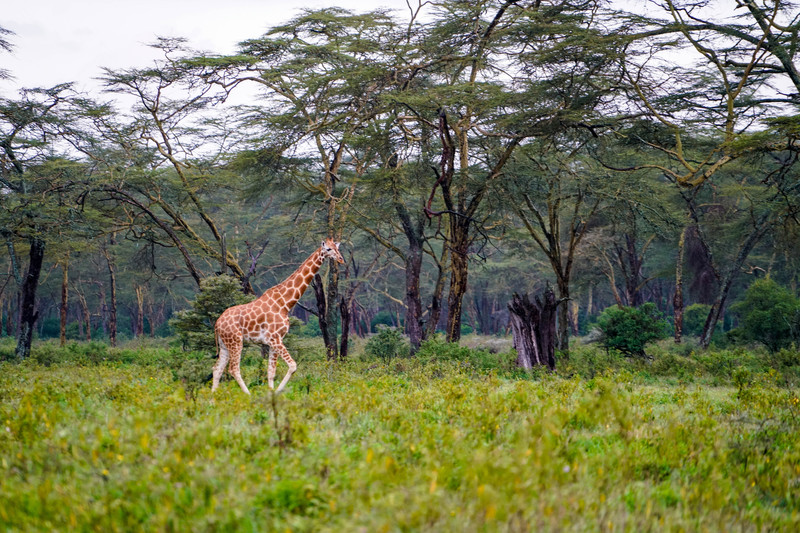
[619, 0, 800, 347]
[677, 156, 791, 347]
[504, 148, 604, 353]
[355, 158, 453, 351]
[196, 8, 402, 359]
[0, 84, 95, 358]
[621, 0, 799, 185]
[83, 39, 253, 291]
[390, 0, 633, 343]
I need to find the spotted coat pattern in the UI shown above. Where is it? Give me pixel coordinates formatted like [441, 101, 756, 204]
[212, 239, 344, 394]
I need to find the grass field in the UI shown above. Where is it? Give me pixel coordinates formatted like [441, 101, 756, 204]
[1, 337, 799, 531]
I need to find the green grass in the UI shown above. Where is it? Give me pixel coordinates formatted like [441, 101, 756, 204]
[1, 338, 799, 531]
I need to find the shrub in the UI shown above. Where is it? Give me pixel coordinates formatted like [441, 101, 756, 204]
[0, 337, 15, 361]
[730, 278, 800, 353]
[169, 275, 254, 353]
[770, 346, 800, 369]
[370, 310, 400, 332]
[170, 350, 213, 403]
[415, 336, 516, 372]
[683, 303, 711, 337]
[596, 303, 669, 358]
[293, 315, 322, 337]
[560, 343, 627, 379]
[364, 326, 409, 362]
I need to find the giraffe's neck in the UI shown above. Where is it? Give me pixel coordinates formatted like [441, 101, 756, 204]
[267, 249, 324, 310]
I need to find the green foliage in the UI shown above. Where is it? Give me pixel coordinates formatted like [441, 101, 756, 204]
[169, 275, 254, 353]
[415, 336, 517, 373]
[730, 278, 800, 353]
[369, 311, 398, 333]
[364, 326, 409, 362]
[0, 337, 17, 361]
[25, 339, 173, 366]
[683, 303, 711, 337]
[170, 351, 213, 406]
[596, 303, 670, 358]
[292, 316, 322, 338]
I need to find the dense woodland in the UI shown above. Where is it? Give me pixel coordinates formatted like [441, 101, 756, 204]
[2, 0, 799, 360]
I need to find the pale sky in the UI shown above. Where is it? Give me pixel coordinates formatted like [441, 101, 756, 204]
[1, 0, 738, 99]
[0, 0, 417, 95]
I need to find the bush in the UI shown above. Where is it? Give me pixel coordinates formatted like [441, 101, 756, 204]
[22, 339, 174, 366]
[0, 337, 15, 361]
[364, 326, 409, 362]
[169, 275, 254, 353]
[415, 336, 517, 373]
[683, 303, 711, 337]
[370, 310, 401, 333]
[170, 350, 214, 403]
[730, 278, 800, 353]
[596, 303, 669, 358]
[293, 316, 322, 338]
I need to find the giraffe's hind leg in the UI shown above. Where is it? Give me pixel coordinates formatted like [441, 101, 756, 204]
[225, 338, 251, 395]
[211, 336, 229, 392]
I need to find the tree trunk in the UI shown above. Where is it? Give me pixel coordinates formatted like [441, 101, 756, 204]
[569, 299, 579, 336]
[623, 234, 645, 307]
[474, 290, 490, 335]
[446, 223, 470, 343]
[339, 295, 350, 359]
[404, 240, 424, 352]
[700, 214, 770, 348]
[98, 286, 108, 338]
[135, 285, 145, 338]
[509, 296, 540, 370]
[325, 265, 340, 360]
[508, 288, 558, 371]
[313, 274, 335, 360]
[106, 252, 117, 347]
[555, 276, 570, 355]
[673, 227, 687, 344]
[425, 249, 448, 339]
[16, 238, 45, 359]
[396, 202, 425, 352]
[587, 285, 594, 317]
[5, 295, 14, 337]
[76, 290, 91, 341]
[60, 257, 68, 347]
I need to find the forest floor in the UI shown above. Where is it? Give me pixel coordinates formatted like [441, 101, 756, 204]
[0, 337, 799, 531]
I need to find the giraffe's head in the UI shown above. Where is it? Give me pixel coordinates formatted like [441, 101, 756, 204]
[320, 239, 345, 264]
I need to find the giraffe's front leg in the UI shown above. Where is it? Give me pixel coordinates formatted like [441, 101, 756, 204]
[226, 338, 250, 395]
[268, 336, 297, 394]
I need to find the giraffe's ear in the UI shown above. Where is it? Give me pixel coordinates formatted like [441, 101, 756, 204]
[334, 242, 340, 248]
[321, 241, 327, 249]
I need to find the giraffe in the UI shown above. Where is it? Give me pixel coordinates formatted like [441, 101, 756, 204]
[212, 239, 344, 395]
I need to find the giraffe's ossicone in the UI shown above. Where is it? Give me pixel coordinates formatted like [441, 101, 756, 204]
[212, 239, 344, 394]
